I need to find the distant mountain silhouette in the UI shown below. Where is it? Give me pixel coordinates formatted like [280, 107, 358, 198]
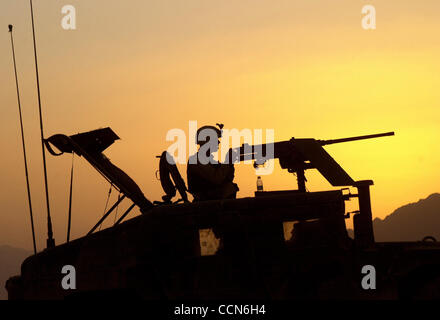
[348, 193, 440, 242]
[0, 245, 30, 300]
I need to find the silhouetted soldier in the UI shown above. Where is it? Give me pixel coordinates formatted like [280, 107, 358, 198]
[187, 125, 239, 201]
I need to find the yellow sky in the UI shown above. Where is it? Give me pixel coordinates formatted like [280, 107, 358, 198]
[0, 0, 439, 250]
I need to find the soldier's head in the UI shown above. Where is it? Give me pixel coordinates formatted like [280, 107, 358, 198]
[196, 125, 222, 154]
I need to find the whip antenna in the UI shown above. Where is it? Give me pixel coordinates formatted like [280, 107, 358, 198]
[9, 24, 37, 255]
[66, 153, 74, 243]
[30, 0, 55, 248]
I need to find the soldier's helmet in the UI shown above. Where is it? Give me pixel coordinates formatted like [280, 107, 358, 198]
[196, 125, 222, 145]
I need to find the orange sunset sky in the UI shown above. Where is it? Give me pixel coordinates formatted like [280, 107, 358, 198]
[0, 0, 439, 251]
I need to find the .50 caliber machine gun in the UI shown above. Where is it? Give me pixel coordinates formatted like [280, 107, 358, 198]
[228, 132, 394, 192]
[228, 131, 394, 247]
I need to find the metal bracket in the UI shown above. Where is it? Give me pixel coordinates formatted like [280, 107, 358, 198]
[88, 195, 126, 235]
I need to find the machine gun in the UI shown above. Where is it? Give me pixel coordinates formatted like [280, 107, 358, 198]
[228, 131, 394, 247]
[229, 132, 394, 192]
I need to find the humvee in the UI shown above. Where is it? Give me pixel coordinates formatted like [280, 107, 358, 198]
[6, 128, 440, 300]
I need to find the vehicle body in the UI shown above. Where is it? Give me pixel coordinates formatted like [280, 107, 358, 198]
[6, 129, 440, 299]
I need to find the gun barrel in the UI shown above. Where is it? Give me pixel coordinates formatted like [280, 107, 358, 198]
[319, 131, 394, 146]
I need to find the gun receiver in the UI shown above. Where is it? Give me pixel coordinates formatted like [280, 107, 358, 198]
[231, 131, 394, 192]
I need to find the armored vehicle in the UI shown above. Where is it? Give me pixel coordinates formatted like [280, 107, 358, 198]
[5, 129, 440, 300]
